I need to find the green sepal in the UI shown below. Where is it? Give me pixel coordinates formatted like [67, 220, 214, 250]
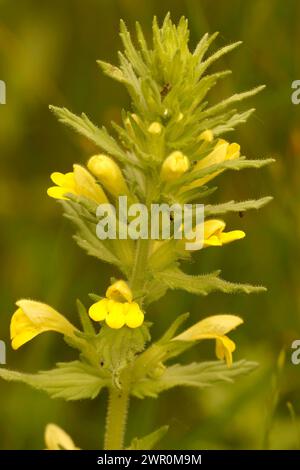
[96, 324, 151, 385]
[88, 293, 103, 302]
[76, 299, 96, 336]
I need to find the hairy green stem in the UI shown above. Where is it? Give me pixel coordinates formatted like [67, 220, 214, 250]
[130, 238, 150, 293]
[103, 238, 148, 450]
[104, 180, 153, 449]
[104, 385, 130, 450]
[130, 177, 155, 292]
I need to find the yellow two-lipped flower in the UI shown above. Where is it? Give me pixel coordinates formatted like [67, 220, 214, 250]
[204, 219, 245, 247]
[179, 219, 245, 252]
[88, 280, 144, 329]
[173, 314, 243, 367]
[47, 164, 108, 204]
[45, 423, 79, 450]
[186, 137, 240, 189]
[10, 300, 77, 350]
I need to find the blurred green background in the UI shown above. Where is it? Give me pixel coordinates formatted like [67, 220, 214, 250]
[1, 0, 300, 450]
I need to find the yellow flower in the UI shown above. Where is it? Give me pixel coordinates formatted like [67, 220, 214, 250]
[87, 154, 129, 197]
[179, 219, 245, 251]
[45, 423, 79, 450]
[10, 300, 77, 350]
[189, 138, 240, 188]
[173, 314, 243, 366]
[204, 219, 245, 247]
[88, 280, 144, 329]
[89, 300, 144, 329]
[160, 151, 190, 182]
[47, 164, 108, 204]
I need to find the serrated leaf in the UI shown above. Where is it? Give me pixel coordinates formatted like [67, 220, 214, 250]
[127, 425, 169, 450]
[49, 105, 137, 166]
[135, 21, 151, 65]
[211, 108, 255, 136]
[163, 360, 258, 388]
[172, 185, 217, 205]
[143, 279, 169, 306]
[0, 361, 110, 400]
[156, 268, 266, 296]
[131, 360, 257, 398]
[175, 157, 274, 188]
[197, 41, 242, 77]
[73, 234, 121, 267]
[120, 19, 148, 77]
[97, 60, 127, 83]
[200, 85, 265, 120]
[61, 200, 122, 269]
[205, 196, 273, 216]
[193, 32, 219, 62]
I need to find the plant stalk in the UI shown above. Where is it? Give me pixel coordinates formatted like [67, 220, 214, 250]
[130, 237, 150, 293]
[104, 180, 153, 449]
[104, 385, 130, 450]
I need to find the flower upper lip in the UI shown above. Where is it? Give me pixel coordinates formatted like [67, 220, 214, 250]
[10, 300, 77, 350]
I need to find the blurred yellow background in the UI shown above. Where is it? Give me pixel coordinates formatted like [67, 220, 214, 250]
[1, 0, 300, 449]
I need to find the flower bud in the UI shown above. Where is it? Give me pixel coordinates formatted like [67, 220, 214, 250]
[160, 151, 190, 182]
[124, 113, 140, 135]
[199, 129, 214, 142]
[148, 122, 162, 135]
[130, 113, 140, 124]
[87, 154, 129, 197]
